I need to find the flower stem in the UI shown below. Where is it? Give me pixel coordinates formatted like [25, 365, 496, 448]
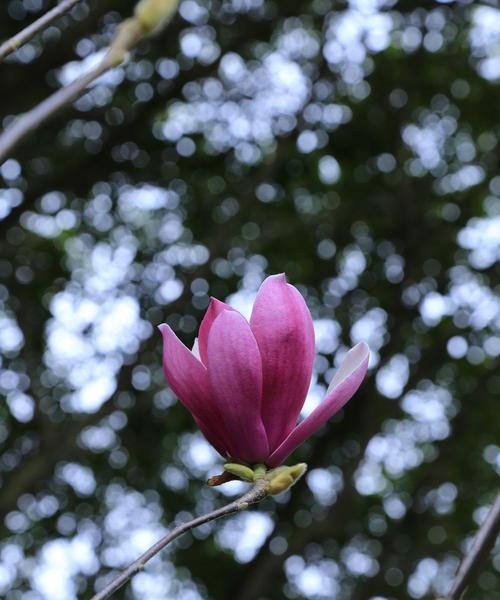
[89, 479, 269, 600]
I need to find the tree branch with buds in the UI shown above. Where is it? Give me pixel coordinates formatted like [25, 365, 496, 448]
[89, 462, 307, 600]
[0, 0, 83, 62]
[90, 479, 268, 600]
[0, 0, 179, 163]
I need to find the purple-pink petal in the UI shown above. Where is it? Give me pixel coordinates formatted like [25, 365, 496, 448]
[267, 342, 369, 467]
[250, 274, 315, 450]
[159, 323, 230, 457]
[207, 310, 270, 463]
[198, 297, 235, 365]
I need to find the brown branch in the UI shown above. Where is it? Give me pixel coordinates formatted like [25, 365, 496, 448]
[440, 492, 500, 600]
[0, 57, 114, 163]
[0, 0, 179, 163]
[0, 20, 143, 164]
[0, 0, 83, 62]
[89, 479, 269, 600]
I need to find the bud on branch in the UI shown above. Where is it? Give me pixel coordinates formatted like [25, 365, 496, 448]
[0, 0, 180, 162]
[135, 0, 180, 34]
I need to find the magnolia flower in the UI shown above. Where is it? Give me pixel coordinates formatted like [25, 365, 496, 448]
[159, 274, 369, 468]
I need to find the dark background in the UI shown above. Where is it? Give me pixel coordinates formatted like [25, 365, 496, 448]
[0, 0, 499, 598]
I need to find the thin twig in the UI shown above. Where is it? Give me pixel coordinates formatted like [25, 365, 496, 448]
[89, 479, 269, 600]
[441, 492, 500, 600]
[0, 17, 145, 164]
[0, 58, 111, 162]
[0, 0, 83, 62]
[0, 0, 179, 163]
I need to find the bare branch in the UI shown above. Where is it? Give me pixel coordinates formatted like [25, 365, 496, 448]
[89, 479, 269, 600]
[441, 492, 500, 600]
[0, 0, 179, 163]
[0, 0, 83, 62]
[0, 57, 112, 162]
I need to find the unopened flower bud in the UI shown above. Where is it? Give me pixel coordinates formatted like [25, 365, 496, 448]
[106, 18, 144, 66]
[135, 0, 179, 34]
[266, 463, 307, 495]
[223, 463, 255, 482]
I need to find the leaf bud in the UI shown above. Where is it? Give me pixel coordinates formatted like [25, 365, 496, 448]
[134, 0, 179, 34]
[223, 463, 255, 482]
[266, 463, 307, 495]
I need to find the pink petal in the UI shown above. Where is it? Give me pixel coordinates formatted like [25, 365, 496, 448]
[207, 310, 270, 463]
[198, 297, 236, 365]
[159, 324, 230, 457]
[267, 342, 369, 467]
[250, 274, 315, 450]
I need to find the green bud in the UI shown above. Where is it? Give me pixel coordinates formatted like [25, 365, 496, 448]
[266, 463, 307, 496]
[288, 463, 307, 480]
[109, 18, 145, 65]
[264, 466, 287, 480]
[224, 463, 255, 482]
[134, 0, 179, 34]
[267, 472, 294, 495]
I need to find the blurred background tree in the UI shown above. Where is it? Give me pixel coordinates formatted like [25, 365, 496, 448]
[0, 0, 499, 598]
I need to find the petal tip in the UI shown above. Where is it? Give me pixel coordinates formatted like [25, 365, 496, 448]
[205, 297, 235, 319]
[208, 296, 224, 308]
[158, 323, 170, 335]
[353, 341, 370, 359]
[327, 342, 370, 393]
[266, 273, 287, 285]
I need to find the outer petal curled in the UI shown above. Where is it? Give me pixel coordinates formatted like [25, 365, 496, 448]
[267, 342, 369, 467]
[207, 310, 269, 463]
[250, 274, 315, 450]
[159, 324, 229, 457]
[198, 297, 235, 365]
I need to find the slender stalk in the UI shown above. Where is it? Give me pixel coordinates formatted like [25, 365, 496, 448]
[0, 58, 111, 162]
[441, 492, 500, 600]
[89, 479, 269, 600]
[0, 18, 145, 164]
[0, 0, 179, 163]
[0, 0, 83, 62]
